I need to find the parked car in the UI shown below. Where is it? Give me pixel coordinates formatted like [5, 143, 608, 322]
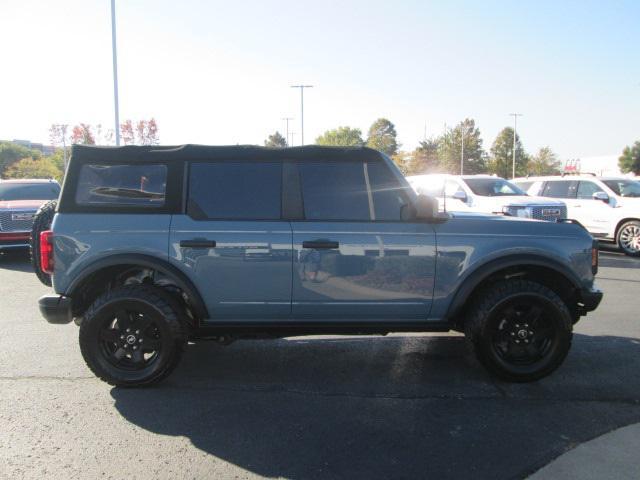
[406, 174, 567, 222]
[37, 145, 601, 386]
[513, 175, 640, 256]
[0, 179, 60, 250]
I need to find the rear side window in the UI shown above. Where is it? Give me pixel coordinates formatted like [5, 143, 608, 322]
[75, 164, 167, 206]
[188, 162, 282, 220]
[541, 180, 578, 199]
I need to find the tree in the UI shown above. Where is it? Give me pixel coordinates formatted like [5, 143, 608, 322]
[528, 147, 562, 175]
[119, 119, 159, 145]
[366, 118, 398, 156]
[391, 151, 411, 175]
[71, 123, 96, 145]
[264, 131, 287, 148]
[0, 141, 42, 176]
[488, 127, 528, 178]
[619, 141, 640, 175]
[4, 157, 62, 181]
[316, 126, 364, 147]
[438, 119, 486, 174]
[405, 138, 440, 175]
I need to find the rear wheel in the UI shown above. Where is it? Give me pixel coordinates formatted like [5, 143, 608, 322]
[465, 280, 573, 382]
[30, 199, 58, 286]
[79, 285, 187, 387]
[617, 220, 640, 257]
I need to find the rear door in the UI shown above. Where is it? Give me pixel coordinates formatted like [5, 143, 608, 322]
[170, 160, 292, 321]
[291, 157, 436, 321]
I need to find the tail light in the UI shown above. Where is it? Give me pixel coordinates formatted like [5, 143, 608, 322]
[40, 230, 54, 274]
[591, 240, 599, 275]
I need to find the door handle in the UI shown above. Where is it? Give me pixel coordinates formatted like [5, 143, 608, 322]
[179, 239, 217, 248]
[302, 240, 339, 249]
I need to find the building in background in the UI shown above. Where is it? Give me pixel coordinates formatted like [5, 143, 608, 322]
[4, 139, 56, 156]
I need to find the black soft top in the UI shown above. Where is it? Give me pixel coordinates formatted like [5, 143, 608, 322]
[69, 144, 385, 163]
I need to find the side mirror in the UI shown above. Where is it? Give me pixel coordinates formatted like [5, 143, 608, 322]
[592, 191, 609, 203]
[451, 190, 467, 202]
[415, 194, 439, 220]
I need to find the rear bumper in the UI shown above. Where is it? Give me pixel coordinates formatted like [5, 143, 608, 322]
[578, 286, 603, 314]
[38, 294, 73, 324]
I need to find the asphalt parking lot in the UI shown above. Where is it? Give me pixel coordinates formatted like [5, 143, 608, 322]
[1, 246, 639, 480]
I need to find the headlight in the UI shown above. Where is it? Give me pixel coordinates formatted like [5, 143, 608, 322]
[502, 206, 532, 218]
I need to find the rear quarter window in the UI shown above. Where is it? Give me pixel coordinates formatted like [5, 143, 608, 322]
[75, 164, 167, 206]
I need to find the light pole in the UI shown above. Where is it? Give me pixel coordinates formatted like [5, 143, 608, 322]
[509, 113, 523, 178]
[111, 0, 121, 145]
[282, 117, 293, 147]
[460, 123, 465, 175]
[290, 85, 313, 145]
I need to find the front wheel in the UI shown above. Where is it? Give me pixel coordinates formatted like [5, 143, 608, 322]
[617, 220, 640, 257]
[465, 280, 573, 382]
[79, 285, 187, 387]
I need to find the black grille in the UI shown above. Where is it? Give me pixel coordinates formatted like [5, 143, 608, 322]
[0, 211, 36, 232]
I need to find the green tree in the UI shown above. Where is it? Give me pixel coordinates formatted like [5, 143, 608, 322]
[437, 119, 486, 174]
[528, 146, 562, 175]
[488, 127, 528, 178]
[264, 131, 287, 147]
[0, 141, 42, 176]
[366, 118, 398, 156]
[405, 138, 440, 175]
[391, 151, 411, 175]
[4, 157, 62, 181]
[316, 126, 364, 147]
[619, 141, 640, 175]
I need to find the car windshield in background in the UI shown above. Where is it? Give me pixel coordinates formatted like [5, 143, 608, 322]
[603, 180, 640, 198]
[463, 178, 525, 196]
[0, 183, 60, 201]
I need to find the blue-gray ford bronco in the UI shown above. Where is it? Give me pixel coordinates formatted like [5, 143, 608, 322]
[36, 145, 602, 386]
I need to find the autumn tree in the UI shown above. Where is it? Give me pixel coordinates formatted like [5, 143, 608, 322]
[4, 157, 62, 181]
[488, 127, 528, 178]
[366, 118, 398, 156]
[438, 119, 486, 174]
[404, 138, 440, 175]
[264, 131, 287, 147]
[0, 141, 42, 176]
[120, 119, 159, 145]
[528, 147, 562, 175]
[619, 141, 640, 175]
[316, 126, 364, 147]
[71, 123, 96, 145]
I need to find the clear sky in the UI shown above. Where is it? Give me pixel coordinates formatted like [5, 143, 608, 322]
[1, 0, 638, 159]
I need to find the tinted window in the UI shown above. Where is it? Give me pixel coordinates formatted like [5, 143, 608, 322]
[299, 161, 370, 221]
[0, 183, 59, 201]
[366, 161, 410, 221]
[75, 164, 167, 206]
[188, 162, 281, 219]
[541, 180, 578, 199]
[577, 181, 605, 199]
[463, 178, 525, 196]
[603, 179, 640, 197]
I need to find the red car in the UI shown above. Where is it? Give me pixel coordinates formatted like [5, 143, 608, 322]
[0, 179, 60, 250]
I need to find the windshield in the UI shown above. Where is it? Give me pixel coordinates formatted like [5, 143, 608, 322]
[603, 179, 640, 198]
[0, 183, 60, 201]
[463, 178, 526, 196]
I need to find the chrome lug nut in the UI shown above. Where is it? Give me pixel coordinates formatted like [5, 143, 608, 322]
[135, 330, 140, 334]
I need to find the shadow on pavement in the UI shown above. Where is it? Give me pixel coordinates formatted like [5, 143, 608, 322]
[111, 333, 640, 480]
[0, 249, 33, 273]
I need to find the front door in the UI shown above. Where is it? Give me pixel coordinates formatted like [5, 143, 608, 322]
[574, 180, 613, 234]
[170, 160, 292, 321]
[291, 158, 436, 321]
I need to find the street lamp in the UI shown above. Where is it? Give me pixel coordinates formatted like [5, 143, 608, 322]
[290, 85, 313, 145]
[282, 117, 293, 147]
[509, 113, 523, 179]
[111, 0, 121, 146]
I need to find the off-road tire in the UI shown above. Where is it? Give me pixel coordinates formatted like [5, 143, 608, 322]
[465, 279, 573, 382]
[616, 220, 640, 257]
[79, 285, 187, 387]
[30, 199, 58, 286]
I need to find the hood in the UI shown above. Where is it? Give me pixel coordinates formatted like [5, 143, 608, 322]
[0, 199, 48, 210]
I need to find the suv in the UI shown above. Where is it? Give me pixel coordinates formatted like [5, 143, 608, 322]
[0, 179, 60, 250]
[514, 176, 640, 256]
[37, 145, 602, 386]
[406, 174, 567, 222]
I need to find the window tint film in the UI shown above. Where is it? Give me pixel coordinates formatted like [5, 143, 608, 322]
[299, 161, 370, 221]
[75, 164, 167, 206]
[603, 180, 640, 197]
[577, 181, 605, 199]
[366, 161, 410, 221]
[0, 183, 60, 201]
[188, 162, 281, 220]
[541, 180, 578, 199]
